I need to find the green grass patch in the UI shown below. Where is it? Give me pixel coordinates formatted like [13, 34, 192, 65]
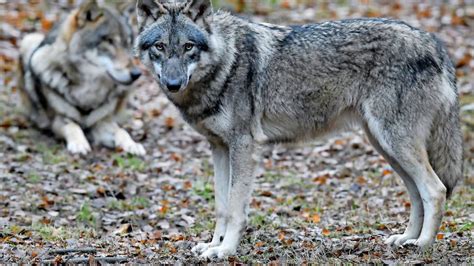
[36, 143, 66, 164]
[113, 154, 146, 171]
[460, 94, 474, 106]
[27, 172, 41, 183]
[201, 159, 214, 177]
[187, 219, 215, 235]
[3, 224, 24, 235]
[458, 221, 473, 232]
[77, 202, 95, 226]
[250, 214, 268, 228]
[31, 223, 96, 241]
[107, 197, 151, 211]
[192, 180, 214, 202]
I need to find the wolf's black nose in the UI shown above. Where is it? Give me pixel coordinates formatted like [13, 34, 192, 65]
[130, 68, 142, 81]
[166, 79, 182, 92]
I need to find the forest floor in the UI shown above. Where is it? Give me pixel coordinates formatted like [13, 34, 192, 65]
[1, 1, 473, 264]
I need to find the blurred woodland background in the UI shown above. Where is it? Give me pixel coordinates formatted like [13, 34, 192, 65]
[1, 0, 473, 264]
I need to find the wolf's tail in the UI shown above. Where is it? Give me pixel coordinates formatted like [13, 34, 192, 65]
[18, 33, 51, 129]
[427, 88, 463, 199]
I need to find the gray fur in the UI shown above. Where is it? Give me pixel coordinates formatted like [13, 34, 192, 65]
[19, 0, 145, 156]
[136, 0, 463, 258]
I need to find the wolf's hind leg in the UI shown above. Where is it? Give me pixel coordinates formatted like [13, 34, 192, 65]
[363, 125, 423, 246]
[91, 120, 145, 156]
[364, 121, 446, 249]
[192, 144, 230, 255]
[399, 158, 446, 249]
[52, 117, 91, 155]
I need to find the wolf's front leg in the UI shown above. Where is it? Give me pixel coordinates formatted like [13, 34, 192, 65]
[91, 120, 145, 156]
[52, 117, 91, 155]
[200, 136, 256, 259]
[192, 144, 230, 255]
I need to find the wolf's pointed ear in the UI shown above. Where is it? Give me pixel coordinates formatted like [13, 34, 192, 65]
[183, 0, 213, 22]
[136, 0, 167, 31]
[77, 0, 103, 27]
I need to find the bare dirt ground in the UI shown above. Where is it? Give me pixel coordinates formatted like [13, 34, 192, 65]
[1, 1, 473, 264]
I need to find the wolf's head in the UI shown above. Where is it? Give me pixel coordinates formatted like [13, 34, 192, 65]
[66, 0, 141, 85]
[135, 0, 217, 96]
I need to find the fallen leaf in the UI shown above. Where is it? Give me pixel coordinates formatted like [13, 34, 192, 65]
[96, 187, 106, 196]
[278, 231, 285, 241]
[456, 53, 472, 68]
[382, 169, 393, 176]
[171, 153, 182, 162]
[113, 224, 132, 236]
[164, 117, 175, 129]
[313, 174, 329, 185]
[450, 239, 457, 247]
[451, 14, 466, 26]
[150, 230, 162, 240]
[171, 234, 185, 241]
[322, 228, 331, 236]
[54, 255, 63, 264]
[183, 181, 192, 190]
[436, 233, 444, 240]
[166, 242, 177, 253]
[260, 190, 273, 197]
[356, 176, 367, 185]
[149, 108, 162, 117]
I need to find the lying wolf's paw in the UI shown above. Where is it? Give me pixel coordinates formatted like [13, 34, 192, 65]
[121, 141, 146, 156]
[67, 137, 91, 155]
[199, 246, 236, 260]
[115, 129, 146, 156]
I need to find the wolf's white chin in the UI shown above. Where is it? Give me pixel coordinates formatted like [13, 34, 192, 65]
[106, 69, 133, 85]
[97, 56, 133, 85]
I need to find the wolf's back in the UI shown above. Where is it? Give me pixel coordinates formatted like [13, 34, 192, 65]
[18, 33, 51, 129]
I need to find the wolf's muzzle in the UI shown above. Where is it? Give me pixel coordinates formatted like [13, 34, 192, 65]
[165, 78, 185, 93]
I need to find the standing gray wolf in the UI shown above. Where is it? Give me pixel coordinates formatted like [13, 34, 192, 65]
[19, 0, 145, 155]
[135, 0, 463, 259]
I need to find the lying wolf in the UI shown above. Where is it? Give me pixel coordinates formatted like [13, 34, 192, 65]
[135, 0, 463, 259]
[19, 0, 145, 155]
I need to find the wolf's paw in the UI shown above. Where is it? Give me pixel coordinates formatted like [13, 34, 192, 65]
[115, 130, 146, 156]
[402, 238, 433, 249]
[192, 243, 214, 255]
[385, 234, 417, 246]
[199, 246, 236, 260]
[67, 138, 91, 155]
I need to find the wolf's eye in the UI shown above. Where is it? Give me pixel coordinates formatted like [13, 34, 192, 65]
[155, 43, 165, 51]
[184, 43, 194, 52]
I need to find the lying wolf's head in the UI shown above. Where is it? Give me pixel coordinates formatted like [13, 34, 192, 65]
[135, 0, 216, 95]
[65, 0, 141, 85]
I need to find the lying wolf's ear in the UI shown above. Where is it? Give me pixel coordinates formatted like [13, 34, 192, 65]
[117, 2, 135, 15]
[183, 0, 213, 22]
[77, 0, 103, 27]
[136, 0, 167, 31]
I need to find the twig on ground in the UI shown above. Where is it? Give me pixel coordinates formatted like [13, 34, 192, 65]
[42, 256, 127, 264]
[48, 248, 97, 255]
